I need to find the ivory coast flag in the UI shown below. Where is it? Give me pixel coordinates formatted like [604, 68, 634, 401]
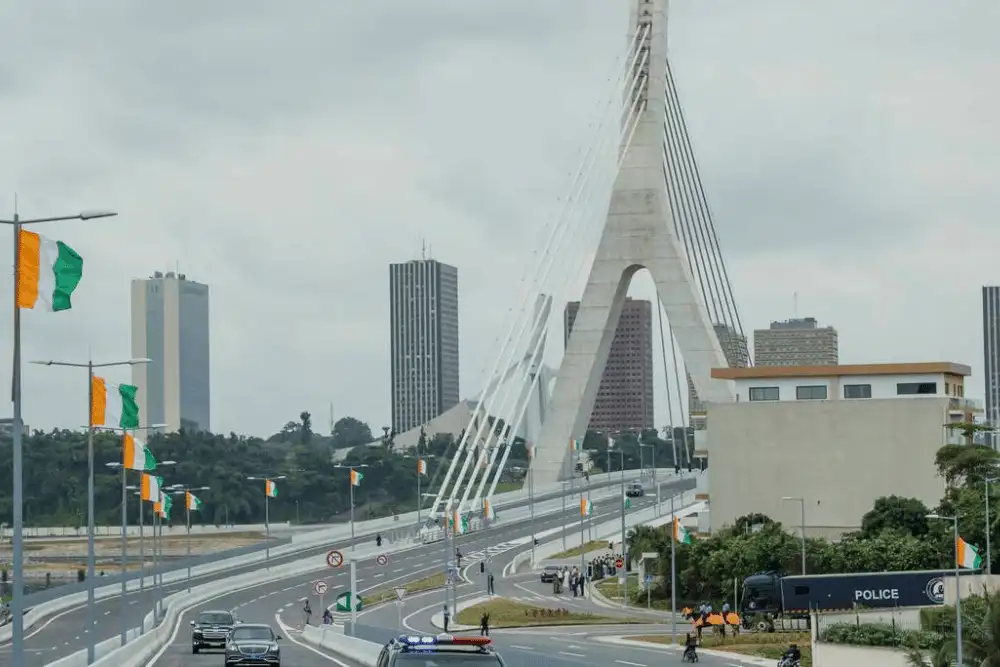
[123, 434, 156, 471]
[581, 498, 593, 516]
[16, 229, 84, 311]
[673, 517, 692, 544]
[958, 536, 983, 569]
[186, 492, 203, 511]
[350, 469, 363, 486]
[91, 377, 140, 429]
[141, 474, 163, 501]
[157, 492, 173, 520]
[483, 498, 493, 519]
[526, 444, 534, 460]
[570, 438, 581, 452]
[417, 459, 427, 475]
[265, 480, 278, 498]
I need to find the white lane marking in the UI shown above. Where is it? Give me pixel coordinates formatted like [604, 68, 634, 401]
[273, 613, 354, 666]
[510, 644, 534, 650]
[559, 651, 585, 658]
[615, 661, 646, 666]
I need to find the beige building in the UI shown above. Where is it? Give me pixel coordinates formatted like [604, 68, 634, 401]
[754, 317, 838, 366]
[706, 362, 981, 539]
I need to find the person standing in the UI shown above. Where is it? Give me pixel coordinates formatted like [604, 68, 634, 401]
[480, 612, 490, 637]
[442, 604, 451, 632]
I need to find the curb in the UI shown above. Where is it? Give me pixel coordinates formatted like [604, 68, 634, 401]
[430, 594, 491, 632]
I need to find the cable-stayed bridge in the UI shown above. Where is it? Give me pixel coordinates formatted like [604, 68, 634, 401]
[424, 0, 747, 522]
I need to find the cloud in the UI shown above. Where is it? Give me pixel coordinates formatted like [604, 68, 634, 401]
[0, 0, 996, 439]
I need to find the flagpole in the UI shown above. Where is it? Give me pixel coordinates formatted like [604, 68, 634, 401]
[87, 360, 96, 663]
[119, 451, 128, 646]
[186, 498, 191, 591]
[265, 486, 270, 565]
[138, 490, 145, 633]
[350, 471, 355, 551]
[416, 460, 422, 527]
[670, 494, 677, 645]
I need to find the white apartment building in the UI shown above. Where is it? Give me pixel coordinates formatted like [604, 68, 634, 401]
[706, 362, 981, 539]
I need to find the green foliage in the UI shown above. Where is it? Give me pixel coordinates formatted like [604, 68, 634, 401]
[935, 443, 999, 487]
[861, 496, 931, 538]
[819, 622, 943, 650]
[0, 415, 452, 527]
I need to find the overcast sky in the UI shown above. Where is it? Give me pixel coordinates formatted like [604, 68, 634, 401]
[1, 0, 997, 438]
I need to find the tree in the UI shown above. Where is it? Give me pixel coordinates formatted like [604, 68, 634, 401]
[945, 420, 996, 446]
[331, 417, 373, 450]
[299, 411, 312, 444]
[935, 443, 1000, 486]
[860, 496, 931, 538]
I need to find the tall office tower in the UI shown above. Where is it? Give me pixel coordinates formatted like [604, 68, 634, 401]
[564, 298, 654, 434]
[130, 271, 211, 433]
[390, 259, 460, 434]
[984, 287, 1000, 448]
[753, 317, 839, 367]
[688, 322, 750, 417]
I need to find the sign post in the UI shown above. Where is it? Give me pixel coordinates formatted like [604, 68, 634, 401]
[394, 586, 407, 630]
[641, 552, 658, 610]
[349, 560, 357, 633]
[313, 580, 329, 620]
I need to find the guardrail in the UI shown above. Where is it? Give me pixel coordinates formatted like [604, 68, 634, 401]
[302, 624, 382, 666]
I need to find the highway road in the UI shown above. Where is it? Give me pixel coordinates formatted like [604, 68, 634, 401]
[0, 474, 690, 666]
[142, 490, 669, 667]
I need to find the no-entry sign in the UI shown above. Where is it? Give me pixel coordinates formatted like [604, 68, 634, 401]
[326, 550, 344, 568]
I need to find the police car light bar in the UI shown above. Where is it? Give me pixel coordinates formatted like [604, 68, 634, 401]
[398, 635, 492, 647]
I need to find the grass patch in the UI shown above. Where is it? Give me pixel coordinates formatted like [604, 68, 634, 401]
[548, 540, 609, 559]
[626, 632, 812, 667]
[455, 599, 636, 628]
[595, 573, 638, 599]
[364, 572, 446, 607]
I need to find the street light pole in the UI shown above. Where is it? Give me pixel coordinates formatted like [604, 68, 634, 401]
[987, 477, 998, 574]
[32, 355, 147, 663]
[5, 209, 116, 666]
[247, 474, 286, 565]
[782, 496, 807, 575]
[928, 513, 963, 665]
[167, 484, 209, 591]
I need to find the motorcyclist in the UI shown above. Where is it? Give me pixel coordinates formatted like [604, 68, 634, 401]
[303, 600, 312, 625]
[322, 609, 333, 625]
[683, 632, 697, 660]
[782, 644, 801, 664]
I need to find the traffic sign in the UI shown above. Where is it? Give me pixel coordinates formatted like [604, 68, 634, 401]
[313, 580, 329, 596]
[615, 557, 624, 569]
[641, 552, 658, 560]
[335, 591, 363, 612]
[326, 550, 344, 568]
[376, 554, 388, 566]
[644, 574, 653, 585]
[394, 586, 407, 601]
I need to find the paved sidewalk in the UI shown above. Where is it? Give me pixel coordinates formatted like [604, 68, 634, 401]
[593, 634, 773, 667]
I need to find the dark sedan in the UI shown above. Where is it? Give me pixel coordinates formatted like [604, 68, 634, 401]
[540, 565, 562, 583]
[191, 609, 237, 653]
[224, 623, 281, 666]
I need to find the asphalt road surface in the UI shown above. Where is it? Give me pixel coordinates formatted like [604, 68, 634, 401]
[0, 476, 687, 666]
[14, 488, 659, 666]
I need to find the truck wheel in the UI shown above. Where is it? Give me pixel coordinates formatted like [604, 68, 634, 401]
[755, 621, 769, 632]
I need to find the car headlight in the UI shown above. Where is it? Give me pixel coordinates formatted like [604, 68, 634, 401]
[268, 643, 279, 653]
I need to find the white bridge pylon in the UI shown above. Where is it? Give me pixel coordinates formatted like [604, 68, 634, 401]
[530, 0, 735, 488]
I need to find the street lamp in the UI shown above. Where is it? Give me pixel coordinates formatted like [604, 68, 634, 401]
[167, 484, 210, 590]
[333, 464, 369, 550]
[927, 513, 964, 665]
[986, 477, 999, 574]
[4, 207, 117, 667]
[31, 356, 148, 663]
[246, 474, 286, 564]
[782, 497, 807, 575]
[96, 422, 166, 644]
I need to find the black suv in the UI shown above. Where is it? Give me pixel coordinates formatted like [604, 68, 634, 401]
[190, 609, 237, 653]
[625, 483, 644, 498]
[224, 623, 281, 666]
[540, 565, 562, 583]
[377, 634, 504, 666]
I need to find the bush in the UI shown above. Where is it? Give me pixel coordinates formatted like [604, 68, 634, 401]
[820, 622, 943, 650]
[920, 595, 989, 634]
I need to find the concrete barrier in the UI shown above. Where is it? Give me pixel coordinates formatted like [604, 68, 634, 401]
[301, 624, 381, 666]
[4, 523, 285, 539]
[812, 642, 914, 667]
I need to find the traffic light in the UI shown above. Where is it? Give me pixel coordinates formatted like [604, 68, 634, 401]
[480, 562, 485, 574]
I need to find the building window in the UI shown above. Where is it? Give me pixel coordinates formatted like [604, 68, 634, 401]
[796, 385, 827, 400]
[897, 382, 938, 395]
[844, 384, 872, 399]
[749, 386, 779, 401]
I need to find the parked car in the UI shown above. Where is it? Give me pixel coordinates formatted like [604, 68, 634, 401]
[540, 565, 562, 583]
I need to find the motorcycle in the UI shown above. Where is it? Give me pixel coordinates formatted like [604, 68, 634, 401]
[777, 658, 800, 667]
[682, 647, 698, 662]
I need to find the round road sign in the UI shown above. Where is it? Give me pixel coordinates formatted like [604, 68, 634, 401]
[326, 550, 344, 568]
[615, 558, 624, 569]
[376, 554, 388, 566]
[313, 580, 329, 596]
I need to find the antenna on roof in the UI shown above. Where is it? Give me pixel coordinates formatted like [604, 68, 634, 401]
[421, 238, 426, 260]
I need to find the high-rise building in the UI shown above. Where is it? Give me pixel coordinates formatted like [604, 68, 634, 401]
[390, 259, 460, 434]
[754, 317, 838, 367]
[689, 323, 750, 417]
[130, 271, 211, 433]
[564, 298, 653, 434]
[984, 286, 1000, 447]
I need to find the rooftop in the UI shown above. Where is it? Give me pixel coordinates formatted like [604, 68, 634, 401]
[711, 362, 972, 380]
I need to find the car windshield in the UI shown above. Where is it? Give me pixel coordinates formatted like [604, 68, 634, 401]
[198, 612, 233, 625]
[232, 627, 273, 641]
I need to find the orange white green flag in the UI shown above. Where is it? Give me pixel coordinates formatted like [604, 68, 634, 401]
[141, 474, 163, 502]
[673, 517, 692, 544]
[581, 498, 593, 517]
[91, 376, 140, 429]
[186, 492, 203, 511]
[265, 480, 278, 498]
[15, 229, 84, 311]
[123, 434, 156, 471]
[350, 469, 363, 486]
[417, 459, 427, 475]
[958, 537, 983, 569]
